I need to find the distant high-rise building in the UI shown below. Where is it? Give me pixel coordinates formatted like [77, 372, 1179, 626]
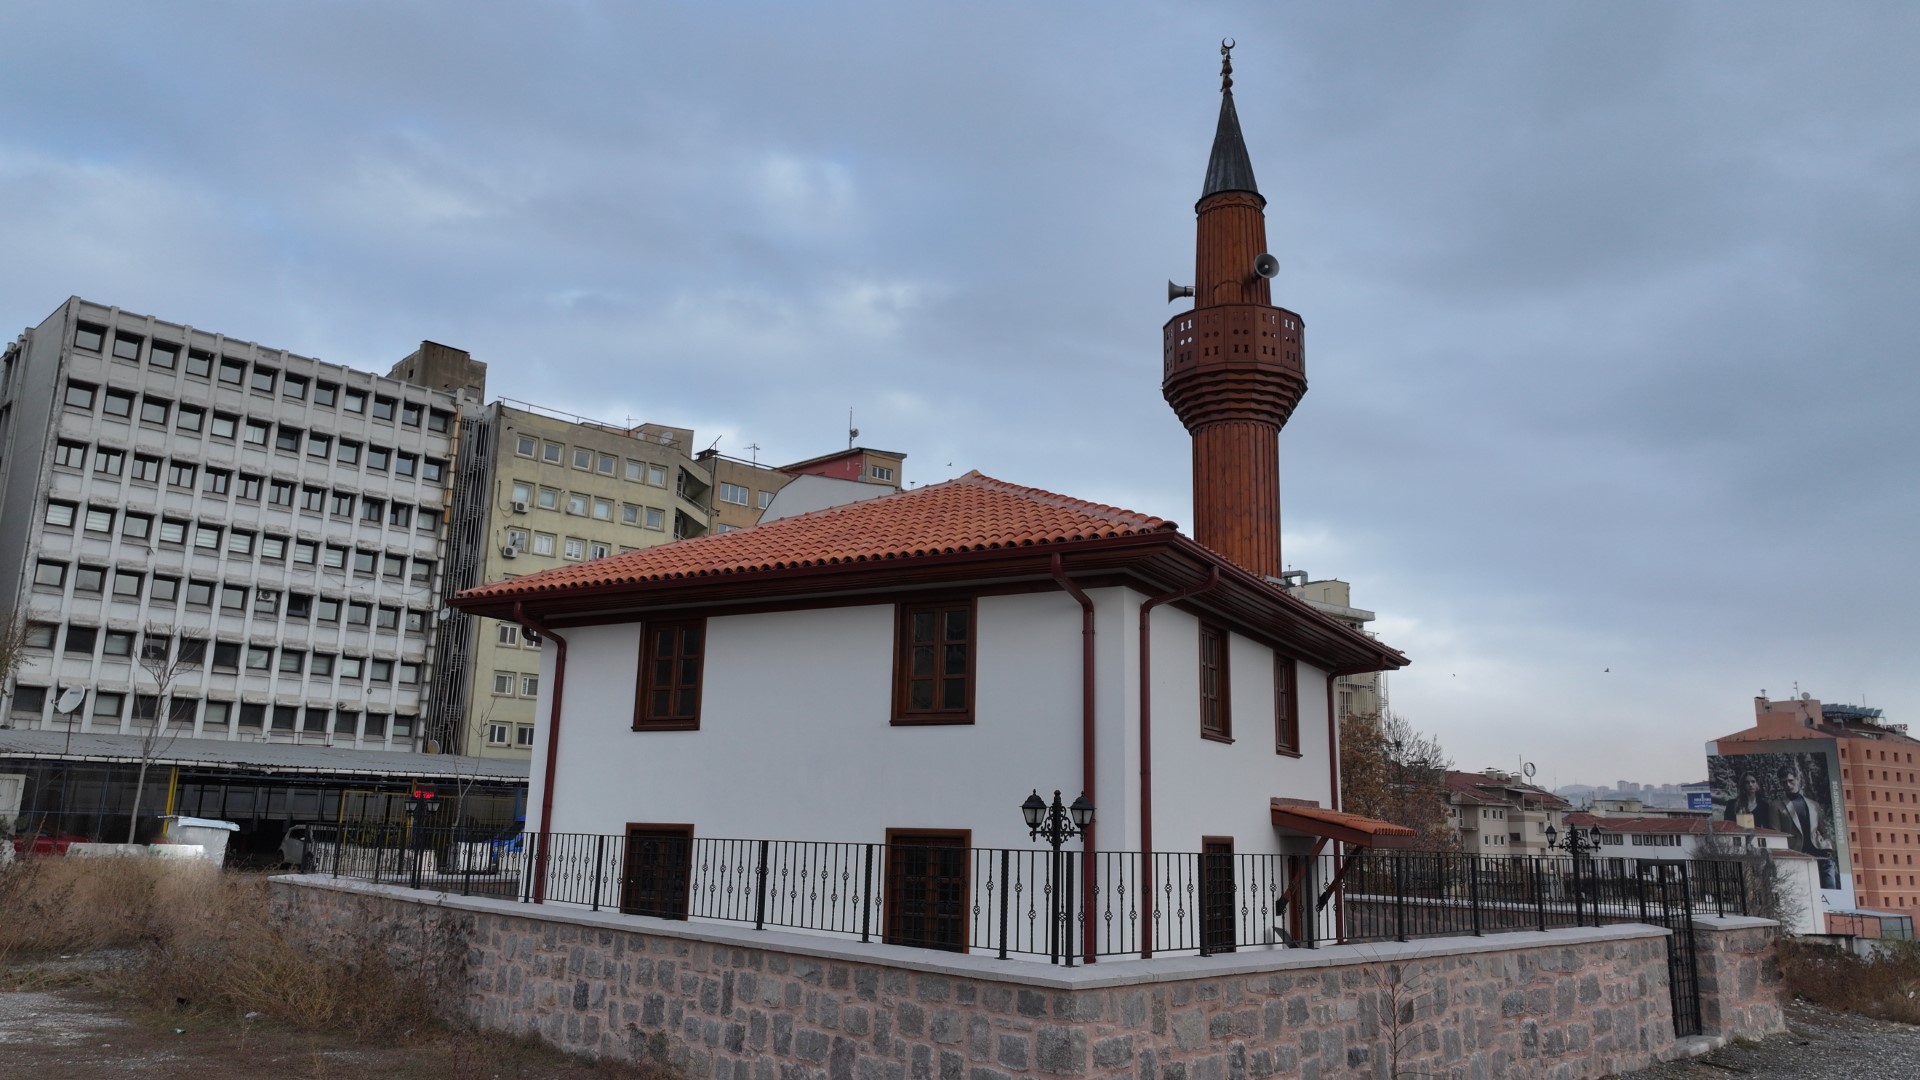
[1707, 694, 1919, 923]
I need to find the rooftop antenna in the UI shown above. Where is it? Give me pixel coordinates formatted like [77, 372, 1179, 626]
[848, 407, 859, 450]
[746, 442, 760, 464]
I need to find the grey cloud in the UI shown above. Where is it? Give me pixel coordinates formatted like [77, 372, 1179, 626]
[0, 1, 1913, 783]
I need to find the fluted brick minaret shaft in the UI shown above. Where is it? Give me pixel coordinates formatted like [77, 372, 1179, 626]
[1162, 43, 1306, 580]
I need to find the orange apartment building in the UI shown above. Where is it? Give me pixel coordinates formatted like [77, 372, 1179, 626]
[1708, 694, 1920, 924]
[696, 446, 906, 533]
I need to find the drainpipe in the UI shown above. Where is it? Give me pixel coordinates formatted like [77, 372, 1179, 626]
[1048, 553, 1097, 964]
[1136, 567, 1219, 958]
[1327, 677, 1340, 811]
[515, 601, 568, 904]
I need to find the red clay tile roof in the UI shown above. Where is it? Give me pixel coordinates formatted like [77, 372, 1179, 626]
[1443, 770, 1570, 810]
[1271, 801, 1420, 848]
[459, 471, 1177, 602]
[1564, 812, 1787, 837]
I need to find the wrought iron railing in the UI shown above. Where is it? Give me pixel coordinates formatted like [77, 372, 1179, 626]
[302, 824, 1748, 963]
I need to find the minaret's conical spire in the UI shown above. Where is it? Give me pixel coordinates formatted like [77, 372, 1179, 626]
[1201, 39, 1260, 201]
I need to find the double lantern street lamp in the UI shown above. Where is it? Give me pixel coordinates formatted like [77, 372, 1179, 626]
[1021, 789, 1094, 851]
[1021, 789, 1094, 966]
[1544, 822, 1605, 857]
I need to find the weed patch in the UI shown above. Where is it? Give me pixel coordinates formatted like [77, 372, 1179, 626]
[1778, 938, 1920, 1025]
[0, 856, 678, 1075]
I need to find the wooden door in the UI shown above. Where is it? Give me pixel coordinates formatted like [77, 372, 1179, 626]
[884, 830, 970, 952]
[621, 824, 693, 919]
[1201, 838, 1237, 954]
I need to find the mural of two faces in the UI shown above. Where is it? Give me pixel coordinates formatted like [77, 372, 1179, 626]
[1708, 746, 1852, 904]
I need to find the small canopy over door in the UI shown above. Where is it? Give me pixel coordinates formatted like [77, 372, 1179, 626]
[1269, 799, 1420, 946]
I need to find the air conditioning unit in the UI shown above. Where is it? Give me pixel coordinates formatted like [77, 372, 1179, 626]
[510, 500, 529, 514]
[499, 545, 518, 559]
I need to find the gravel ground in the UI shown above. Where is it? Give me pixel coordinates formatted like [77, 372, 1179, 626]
[1616, 1002, 1920, 1080]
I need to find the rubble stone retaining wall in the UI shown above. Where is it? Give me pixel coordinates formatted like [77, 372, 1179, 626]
[271, 877, 1783, 1080]
[1690, 918, 1787, 1041]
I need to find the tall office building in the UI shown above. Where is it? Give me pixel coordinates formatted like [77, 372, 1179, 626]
[0, 296, 479, 748]
[0, 299, 534, 850]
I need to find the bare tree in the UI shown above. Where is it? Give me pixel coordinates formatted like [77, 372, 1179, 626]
[0, 613, 34, 705]
[1341, 710, 1457, 848]
[1696, 830, 1808, 930]
[124, 626, 207, 843]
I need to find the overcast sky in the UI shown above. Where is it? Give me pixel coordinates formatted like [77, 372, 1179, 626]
[3, 2, 1913, 787]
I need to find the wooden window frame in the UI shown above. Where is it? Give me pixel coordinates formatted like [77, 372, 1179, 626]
[1199, 622, 1232, 742]
[883, 828, 971, 952]
[620, 822, 694, 920]
[633, 618, 706, 730]
[892, 599, 976, 726]
[1274, 654, 1300, 756]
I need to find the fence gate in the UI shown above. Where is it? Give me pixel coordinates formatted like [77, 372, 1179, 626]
[1638, 863, 1703, 1037]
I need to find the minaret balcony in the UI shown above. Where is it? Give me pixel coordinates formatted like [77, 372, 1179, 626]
[1161, 304, 1307, 429]
[1162, 303, 1304, 381]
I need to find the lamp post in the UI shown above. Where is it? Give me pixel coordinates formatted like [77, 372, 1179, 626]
[1544, 822, 1605, 925]
[1544, 822, 1604, 858]
[1021, 789, 1093, 965]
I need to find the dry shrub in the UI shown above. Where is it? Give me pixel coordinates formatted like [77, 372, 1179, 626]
[0, 853, 177, 959]
[1778, 937, 1920, 1024]
[0, 856, 449, 1036]
[131, 871, 452, 1037]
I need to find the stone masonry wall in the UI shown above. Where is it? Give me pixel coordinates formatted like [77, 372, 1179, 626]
[1689, 918, 1786, 1041]
[272, 878, 1774, 1080]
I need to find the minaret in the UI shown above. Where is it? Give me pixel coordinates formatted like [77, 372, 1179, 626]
[1162, 41, 1306, 580]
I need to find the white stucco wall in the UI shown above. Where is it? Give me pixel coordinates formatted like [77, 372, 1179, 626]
[523, 584, 1339, 861]
[1133, 600, 1335, 860]
[536, 590, 1094, 852]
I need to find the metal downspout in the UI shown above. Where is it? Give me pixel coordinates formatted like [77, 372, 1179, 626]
[1048, 552, 1097, 964]
[1136, 567, 1219, 958]
[515, 601, 568, 904]
[1327, 677, 1341, 810]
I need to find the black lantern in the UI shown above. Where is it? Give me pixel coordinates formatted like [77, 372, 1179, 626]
[1021, 790, 1049, 832]
[1022, 789, 1093, 850]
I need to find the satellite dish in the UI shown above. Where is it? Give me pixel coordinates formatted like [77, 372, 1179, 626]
[55, 686, 87, 715]
[1523, 762, 1537, 780]
[1253, 253, 1280, 280]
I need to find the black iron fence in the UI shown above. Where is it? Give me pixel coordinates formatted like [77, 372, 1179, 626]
[300, 824, 1749, 965]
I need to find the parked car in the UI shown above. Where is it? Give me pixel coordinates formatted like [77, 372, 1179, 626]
[10, 831, 90, 857]
[278, 823, 328, 869]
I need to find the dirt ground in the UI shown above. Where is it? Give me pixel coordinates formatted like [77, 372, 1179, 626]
[0, 969, 672, 1080]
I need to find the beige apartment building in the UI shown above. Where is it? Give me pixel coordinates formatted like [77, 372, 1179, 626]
[1278, 572, 1384, 721]
[445, 400, 714, 758]
[1444, 769, 1571, 857]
